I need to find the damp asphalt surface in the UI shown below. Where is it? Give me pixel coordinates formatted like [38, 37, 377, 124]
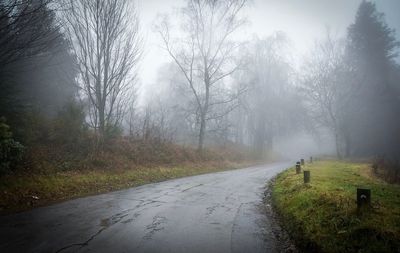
[0, 162, 291, 253]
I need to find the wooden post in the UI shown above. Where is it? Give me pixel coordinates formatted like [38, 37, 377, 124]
[310, 156, 313, 163]
[300, 159, 305, 166]
[357, 188, 371, 209]
[304, 170, 310, 183]
[296, 164, 301, 174]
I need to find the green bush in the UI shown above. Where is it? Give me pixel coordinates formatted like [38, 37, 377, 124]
[0, 117, 24, 174]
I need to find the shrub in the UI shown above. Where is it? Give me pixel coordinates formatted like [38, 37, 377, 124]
[371, 155, 400, 183]
[0, 117, 24, 174]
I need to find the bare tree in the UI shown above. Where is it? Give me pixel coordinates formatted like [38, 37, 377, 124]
[301, 31, 351, 158]
[61, 0, 141, 142]
[156, 0, 247, 151]
[231, 33, 298, 156]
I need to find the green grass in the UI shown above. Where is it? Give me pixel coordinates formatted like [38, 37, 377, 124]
[272, 160, 400, 253]
[0, 160, 253, 214]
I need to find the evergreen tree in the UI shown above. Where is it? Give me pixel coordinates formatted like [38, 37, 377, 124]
[345, 0, 400, 157]
[0, 1, 78, 142]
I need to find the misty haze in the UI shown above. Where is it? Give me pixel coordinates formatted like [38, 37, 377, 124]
[0, 0, 399, 252]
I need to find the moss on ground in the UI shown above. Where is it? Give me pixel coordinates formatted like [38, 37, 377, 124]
[272, 160, 400, 253]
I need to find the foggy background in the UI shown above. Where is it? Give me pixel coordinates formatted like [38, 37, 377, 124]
[2, 2, 400, 251]
[134, 0, 400, 159]
[138, 0, 400, 102]
[1, 0, 400, 176]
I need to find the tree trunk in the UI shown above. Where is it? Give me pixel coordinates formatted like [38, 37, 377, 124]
[98, 106, 105, 143]
[253, 113, 266, 157]
[198, 111, 206, 151]
[334, 131, 342, 159]
[198, 58, 210, 152]
[344, 131, 352, 158]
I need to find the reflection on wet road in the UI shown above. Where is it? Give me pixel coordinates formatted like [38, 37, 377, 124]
[0, 162, 290, 253]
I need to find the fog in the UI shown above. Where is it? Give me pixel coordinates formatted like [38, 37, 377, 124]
[2, 2, 400, 252]
[138, 0, 400, 97]
[1, 0, 400, 164]
[134, 0, 400, 159]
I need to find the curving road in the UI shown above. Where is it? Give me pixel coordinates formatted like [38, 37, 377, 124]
[0, 162, 291, 253]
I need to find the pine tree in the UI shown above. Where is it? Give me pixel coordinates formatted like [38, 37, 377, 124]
[345, 0, 400, 157]
[0, 1, 78, 142]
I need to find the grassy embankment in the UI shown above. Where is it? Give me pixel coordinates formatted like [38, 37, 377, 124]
[0, 140, 261, 214]
[271, 160, 400, 253]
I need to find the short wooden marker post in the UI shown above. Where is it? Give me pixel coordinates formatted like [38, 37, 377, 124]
[357, 188, 371, 209]
[310, 156, 313, 163]
[296, 164, 301, 174]
[300, 159, 305, 166]
[303, 170, 310, 183]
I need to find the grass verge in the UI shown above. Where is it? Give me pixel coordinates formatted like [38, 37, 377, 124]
[0, 160, 254, 215]
[271, 160, 400, 253]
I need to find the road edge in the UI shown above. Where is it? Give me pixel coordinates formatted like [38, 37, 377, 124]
[263, 174, 299, 253]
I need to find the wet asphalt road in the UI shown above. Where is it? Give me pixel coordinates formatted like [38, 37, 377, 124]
[0, 162, 291, 253]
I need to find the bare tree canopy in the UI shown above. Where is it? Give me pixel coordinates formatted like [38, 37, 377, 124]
[301, 31, 348, 158]
[61, 0, 141, 142]
[156, 0, 247, 151]
[238, 34, 301, 156]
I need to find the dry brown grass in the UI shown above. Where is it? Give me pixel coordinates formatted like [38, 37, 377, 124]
[0, 138, 258, 214]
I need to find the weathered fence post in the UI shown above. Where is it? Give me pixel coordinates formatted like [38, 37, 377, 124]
[357, 188, 371, 209]
[304, 170, 310, 183]
[310, 156, 313, 163]
[296, 163, 301, 174]
[300, 159, 305, 166]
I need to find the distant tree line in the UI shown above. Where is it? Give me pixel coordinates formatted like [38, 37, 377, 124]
[301, 0, 400, 159]
[0, 0, 399, 174]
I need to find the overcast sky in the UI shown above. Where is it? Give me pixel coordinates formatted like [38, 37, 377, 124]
[136, 0, 400, 102]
